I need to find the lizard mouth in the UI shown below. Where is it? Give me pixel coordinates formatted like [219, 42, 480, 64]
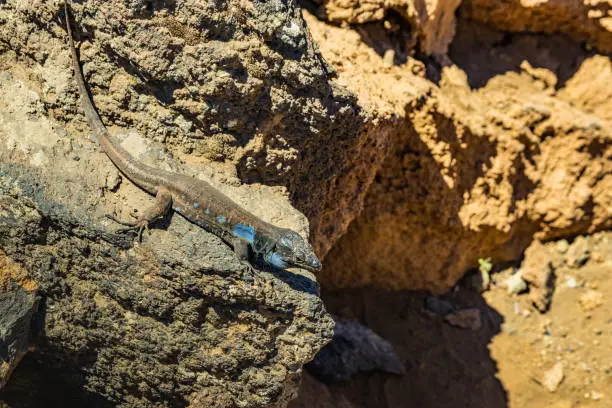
[296, 257, 322, 272]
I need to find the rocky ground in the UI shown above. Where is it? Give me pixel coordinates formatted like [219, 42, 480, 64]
[290, 232, 612, 408]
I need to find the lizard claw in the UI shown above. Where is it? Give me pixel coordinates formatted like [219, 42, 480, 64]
[137, 223, 150, 242]
[239, 260, 256, 276]
[106, 213, 137, 227]
[106, 213, 149, 242]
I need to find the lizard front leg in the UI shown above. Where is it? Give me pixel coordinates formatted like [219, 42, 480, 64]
[233, 238, 256, 273]
[107, 187, 172, 241]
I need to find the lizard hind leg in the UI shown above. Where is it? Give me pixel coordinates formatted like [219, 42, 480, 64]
[106, 187, 173, 241]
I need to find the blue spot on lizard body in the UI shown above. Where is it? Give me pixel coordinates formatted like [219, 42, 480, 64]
[233, 223, 255, 244]
[216, 215, 227, 224]
[204, 209, 211, 215]
[193, 202, 199, 208]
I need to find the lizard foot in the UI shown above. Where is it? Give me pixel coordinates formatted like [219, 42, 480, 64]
[241, 260, 255, 273]
[238, 260, 258, 281]
[106, 214, 149, 242]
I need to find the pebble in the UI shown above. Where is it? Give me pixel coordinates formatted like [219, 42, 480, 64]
[424, 296, 454, 315]
[564, 275, 578, 288]
[590, 391, 603, 400]
[105, 170, 122, 191]
[444, 308, 482, 330]
[541, 362, 564, 392]
[591, 251, 603, 263]
[505, 272, 527, 295]
[586, 280, 600, 289]
[579, 290, 604, 311]
[383, 49, 395, 67]
[567, 236, 590, 267]
[555, 240, 569, 253]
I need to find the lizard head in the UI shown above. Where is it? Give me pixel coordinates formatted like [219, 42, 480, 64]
[264, 230, 322, 272]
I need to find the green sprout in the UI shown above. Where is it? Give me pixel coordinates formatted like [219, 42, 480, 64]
[476, 257, 493, 291]
[478, 258, 493, 274]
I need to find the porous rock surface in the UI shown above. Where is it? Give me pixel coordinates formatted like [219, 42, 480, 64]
[310, 0, 463, 57]
[311, 0, 612, 55]
[461, 0, 612, 53]
[0, 0, 345, 406]
[305, 11, 611, 292]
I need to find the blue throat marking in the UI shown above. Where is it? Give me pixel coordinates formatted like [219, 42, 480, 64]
[265, 252, 288, 269]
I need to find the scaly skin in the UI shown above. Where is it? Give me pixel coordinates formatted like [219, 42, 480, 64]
[64, 2, 321, 272]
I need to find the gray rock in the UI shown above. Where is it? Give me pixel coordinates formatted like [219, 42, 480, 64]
[564, 275, 579, 288]
[306, 317, 405, 383]
[0, 256, 39, 391]
[1, 0, 381, 265]
[505, 271, 527, 295]
[567, 236, 591, 267]
[444, 308, 482, 331]
[424, 296, 455, 315]
[555, 240, 569, 254]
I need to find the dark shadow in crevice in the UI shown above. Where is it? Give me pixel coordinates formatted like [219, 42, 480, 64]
[351, 9, 415, 66]
[2, 353, 113, 408]
[1, 300, 115, 408]
[449, 17, 606, 90]
[299, 287, 508, 408]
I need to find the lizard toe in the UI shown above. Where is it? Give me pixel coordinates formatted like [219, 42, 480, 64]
[106, 213, 138, 227]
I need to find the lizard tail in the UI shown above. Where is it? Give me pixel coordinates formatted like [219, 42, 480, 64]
[65, 1, 162, 195]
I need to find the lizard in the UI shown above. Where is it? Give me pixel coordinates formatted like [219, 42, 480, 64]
[63, 2, 322, 273]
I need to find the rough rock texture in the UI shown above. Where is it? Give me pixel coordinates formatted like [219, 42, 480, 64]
[461, 0, 612, 53]
[520, 240, 556, 312]
[0, 251, 38, 390]
[310, 0, 462, 57]
[311, 0, 612, 56]
[0, 0, 353, 406]
[305, 13, 612, 292]
[558, 55, 612, 122]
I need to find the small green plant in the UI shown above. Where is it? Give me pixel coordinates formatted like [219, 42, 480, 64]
[476, 257, 493, 291]
[478, 258, 493, 274]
